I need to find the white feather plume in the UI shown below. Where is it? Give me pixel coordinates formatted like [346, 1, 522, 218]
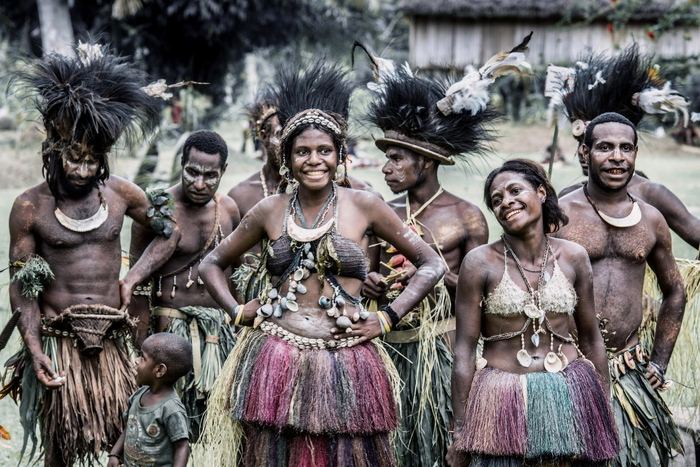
[636, 82, 691, 126]
[437, 32, 534, 116]
[692, 112, 700, 123]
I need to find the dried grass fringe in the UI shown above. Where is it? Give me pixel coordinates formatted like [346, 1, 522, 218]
[643, 259, 700, 421]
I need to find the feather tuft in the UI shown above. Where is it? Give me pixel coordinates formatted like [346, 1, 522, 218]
[635, 82, 690, 127]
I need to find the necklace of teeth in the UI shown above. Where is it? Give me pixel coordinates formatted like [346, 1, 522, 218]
[254, 183, 369, 330]
[583, 182, 641, 228]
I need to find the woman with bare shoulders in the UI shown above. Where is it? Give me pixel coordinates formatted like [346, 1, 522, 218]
[447, 159, 618, 466]
[195, 61, 445, 467]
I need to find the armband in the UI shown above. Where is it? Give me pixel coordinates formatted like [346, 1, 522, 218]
[9, 256, 55, 299]
[146, 189, 177, 238]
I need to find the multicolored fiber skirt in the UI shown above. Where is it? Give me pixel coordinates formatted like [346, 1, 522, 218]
[1, 305, 137, 466]
[454, 360, 619, 466]
[194, 326, 399, 467]
[608, 345, 683, 467]
[153, 305, 236, 440]
[383, 318, 454, 467]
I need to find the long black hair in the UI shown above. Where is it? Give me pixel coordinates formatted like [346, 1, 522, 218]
[484, 159, 569, 234]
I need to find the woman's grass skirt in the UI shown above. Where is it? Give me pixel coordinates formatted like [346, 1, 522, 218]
[455, 360, 619, 466]
[2, 328, 136, 465]
[194, 327, 399, 467]
[608, 348, 684, 467]
[155, 305, 236, 440]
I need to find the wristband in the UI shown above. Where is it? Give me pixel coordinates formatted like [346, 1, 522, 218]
[232, 304, 245, 326]
[108, 453, 122, 460]
[382, 305, 401, 328]
[376, 311, 391, 336]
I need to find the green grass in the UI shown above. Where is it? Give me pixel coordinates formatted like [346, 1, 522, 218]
[0, 121, 698, 463]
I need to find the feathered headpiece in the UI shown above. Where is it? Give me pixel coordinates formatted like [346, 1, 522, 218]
[357, 35, 533, 165]
[273, 59, 354, 143]
[247, 87, 278, 137]
[549, 44, 691, 141]
[14, 41, 161, 199]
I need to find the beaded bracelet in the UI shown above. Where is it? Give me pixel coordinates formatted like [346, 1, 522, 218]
[382, 305, 401, 328]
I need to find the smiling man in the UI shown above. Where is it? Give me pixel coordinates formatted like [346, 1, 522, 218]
[129, 130, 240, 440]
[556, 112, 686, 467]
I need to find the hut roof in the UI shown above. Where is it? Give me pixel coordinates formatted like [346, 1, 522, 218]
[399, 0, 672, 21]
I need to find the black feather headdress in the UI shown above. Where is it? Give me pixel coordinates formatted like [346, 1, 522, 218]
[561, 45, 653, 139]
[272, 59, 354, 138]
[247, 86, 278, 137]
[366, 67, 499, 166]
[14, 42, 161, 199]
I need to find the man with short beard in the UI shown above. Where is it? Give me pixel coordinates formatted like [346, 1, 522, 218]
[556, 112, 686, 467]
[129, 130, 240, 440]
[4, 44, 179, 467]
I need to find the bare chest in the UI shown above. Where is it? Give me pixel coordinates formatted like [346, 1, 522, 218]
[174, 207, 228, 256]
[392, 204, 464, 253]
[562, 215, 654, 264]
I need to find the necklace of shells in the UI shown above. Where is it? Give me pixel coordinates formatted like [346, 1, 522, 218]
[254, 183, 369, 331]
[502, 235, 574, 373]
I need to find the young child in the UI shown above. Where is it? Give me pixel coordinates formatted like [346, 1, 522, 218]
[108, 333, 193, 467]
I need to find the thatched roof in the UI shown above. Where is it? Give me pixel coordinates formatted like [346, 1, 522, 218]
[399, 0, 671, 21]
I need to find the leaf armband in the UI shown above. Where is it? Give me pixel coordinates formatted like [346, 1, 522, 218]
[146, 189, 177, 238]
[9, 256, 55, 298]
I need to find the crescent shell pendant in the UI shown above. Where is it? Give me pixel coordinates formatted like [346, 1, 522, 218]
[54, 202, 109, 233]
[287, 216, 334, 242]
[596, 201, 642, 228]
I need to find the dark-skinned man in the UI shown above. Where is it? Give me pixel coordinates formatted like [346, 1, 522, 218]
[552, 46, 699, 251]
[2, 44, 179, 467]
[359, 43, 531, 464]
[130, 130, 240, 440]
[556, 112, 686, 467]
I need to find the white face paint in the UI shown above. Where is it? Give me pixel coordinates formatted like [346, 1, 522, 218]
[182, 148, 225, 204]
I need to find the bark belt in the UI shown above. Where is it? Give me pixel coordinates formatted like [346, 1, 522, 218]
[383, 316, 456, 344]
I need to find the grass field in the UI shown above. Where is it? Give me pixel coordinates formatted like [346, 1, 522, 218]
[0, 121, 698, 463]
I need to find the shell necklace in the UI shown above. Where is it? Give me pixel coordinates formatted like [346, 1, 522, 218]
[583, 182, 641, 228]
[54, 188, 109, 233]
[502, 235, 566, 372]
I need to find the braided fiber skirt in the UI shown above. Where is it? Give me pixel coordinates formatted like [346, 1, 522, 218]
[455, 360, 619, 466]
[198, 326, 398, 467]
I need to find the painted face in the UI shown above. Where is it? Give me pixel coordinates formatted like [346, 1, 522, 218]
[61, 148, 100, 188]
[381, 145, 424, 194]
[584, 122, 637, 192]
[290, 127, 338, 190]
[261, 115, 283, 168]
[182, 148, 226, 204]
[489, 171, 546, 234]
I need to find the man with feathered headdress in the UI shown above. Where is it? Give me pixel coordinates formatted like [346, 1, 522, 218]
[555, 46, 700, 251]
[2, 42, 180, 466]
[358, 36, 533, 467]
[550, 45, 689, 467]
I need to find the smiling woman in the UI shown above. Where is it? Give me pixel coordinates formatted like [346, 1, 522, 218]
[194, 60, 445, 467]
[448, 159, 619, 467]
